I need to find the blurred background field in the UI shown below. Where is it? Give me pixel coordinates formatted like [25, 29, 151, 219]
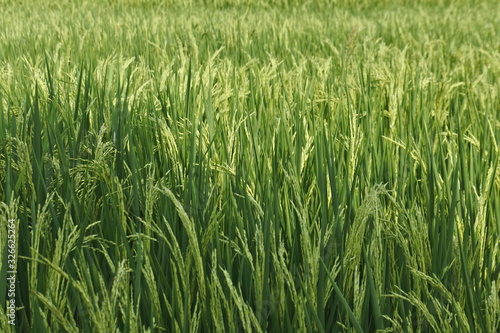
[0, 0, 499, 332]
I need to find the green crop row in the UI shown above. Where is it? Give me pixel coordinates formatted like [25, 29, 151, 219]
[0, 1, 499, 332]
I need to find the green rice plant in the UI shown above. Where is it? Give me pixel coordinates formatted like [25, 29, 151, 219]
[0, 0, 499, 332]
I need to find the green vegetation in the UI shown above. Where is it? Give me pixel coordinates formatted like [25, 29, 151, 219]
[0, 0, 499, 332]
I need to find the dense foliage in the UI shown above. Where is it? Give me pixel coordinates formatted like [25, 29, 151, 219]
[1, 0, 499, 332]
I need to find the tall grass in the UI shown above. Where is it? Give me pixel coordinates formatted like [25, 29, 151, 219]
[0, 0, 499, 332]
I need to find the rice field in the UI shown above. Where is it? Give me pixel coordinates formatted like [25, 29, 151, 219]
[0, 0, 499, 332]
